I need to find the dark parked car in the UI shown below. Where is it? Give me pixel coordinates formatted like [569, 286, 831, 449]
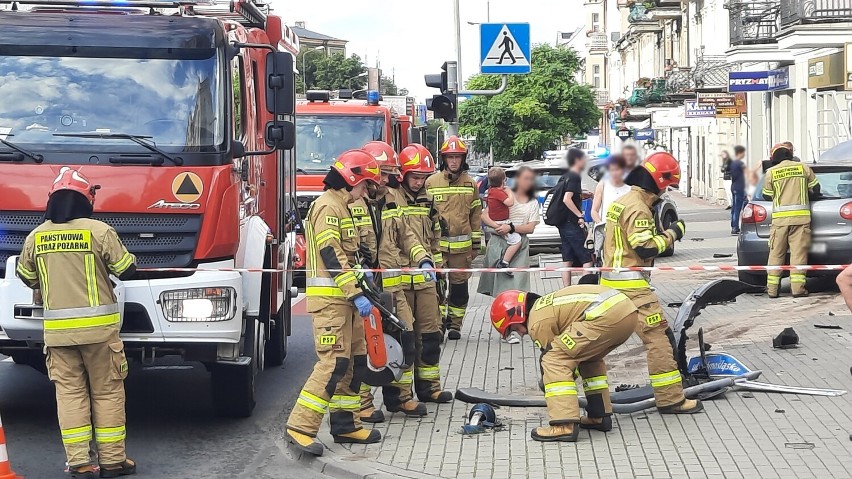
[737, 158, 852, 285]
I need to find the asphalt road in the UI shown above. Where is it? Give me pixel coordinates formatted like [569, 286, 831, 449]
[0, 298, 321, 479]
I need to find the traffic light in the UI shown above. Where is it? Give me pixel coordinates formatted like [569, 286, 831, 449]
[425, 62, 458, 122]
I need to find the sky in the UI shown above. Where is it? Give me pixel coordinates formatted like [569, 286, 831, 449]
[267, 0, 583, 101]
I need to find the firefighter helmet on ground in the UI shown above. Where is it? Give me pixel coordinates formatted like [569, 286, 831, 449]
[399, 144, 436, 177]
[49, 167, 98, 203]
[489, 290, 528, 338]
[334, 149, 381, 186]
[642, 152, 681, 191]
[363, 141, 400, 174]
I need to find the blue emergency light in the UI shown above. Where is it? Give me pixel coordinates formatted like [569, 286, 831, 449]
[367, 90, 380, 106]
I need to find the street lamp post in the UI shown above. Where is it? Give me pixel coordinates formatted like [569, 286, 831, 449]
[302, 46, 325, 94]
[348, 72, 368, 90]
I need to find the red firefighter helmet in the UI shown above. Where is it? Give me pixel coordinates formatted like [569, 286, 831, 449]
[642, 152, 681, 191]
[363, 141, 400, 174]
[440, 135, 468, 156]
[333, 150, 381, 187]
[399, 144, 436, 177]
[489, 290, 528, 338]
[49, 167, 98, 203]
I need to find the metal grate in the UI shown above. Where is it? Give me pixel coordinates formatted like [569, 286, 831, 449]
[780, 0, 852, 25]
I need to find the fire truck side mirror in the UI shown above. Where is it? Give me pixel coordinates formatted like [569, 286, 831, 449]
[266, 51, 295, 116]
[266, 120, 295, 150]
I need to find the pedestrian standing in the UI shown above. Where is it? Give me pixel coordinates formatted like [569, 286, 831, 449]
[484, 167, 522, 273]
[488, 286, 639, 442]
[427, 136, 482, 340]
[730, 145, 747, 235]
[622, 145, 640, 174]
[762, 144, 820, 298]
[721, 150, 733, 209]
[16, 167, 137, 479]
[601, 153, 703, 415]
[558, 149, 592, 286]
[286, 150, 382, 456]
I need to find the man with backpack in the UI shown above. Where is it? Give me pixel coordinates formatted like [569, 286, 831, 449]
[545, 149, 591, 286]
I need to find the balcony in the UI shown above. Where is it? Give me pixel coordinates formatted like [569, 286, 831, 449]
[780, 0, 852, 25]
[628, 2, 682, 23]
[728, 0, 780, 45]
[693, 55, 736, 89]
[777, 0, 852, 49]
[587, 32, 610, 52]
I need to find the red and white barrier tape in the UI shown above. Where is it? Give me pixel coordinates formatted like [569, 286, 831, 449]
[137, 264, 852, 274]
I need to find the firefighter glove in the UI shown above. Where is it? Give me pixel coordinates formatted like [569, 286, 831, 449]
[353, 295, 373, 317]
[668, 220, 686, 241]
[420, 261, 436, 283]
[354, 264, 375, 283]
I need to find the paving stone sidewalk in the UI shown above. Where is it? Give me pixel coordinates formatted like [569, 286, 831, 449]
[316, 198, 852, 479]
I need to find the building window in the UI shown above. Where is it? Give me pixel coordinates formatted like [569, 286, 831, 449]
[591, 13, 600, 31]
[593, 65, 601, 88]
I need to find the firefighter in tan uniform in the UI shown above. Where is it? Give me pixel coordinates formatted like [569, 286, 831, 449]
[16, 167, 137, 479]
[286, 150, 382, 457]
[426, 136, 482, 340]
[489, 286, 638, 442]
[602, 152, 703, 414]
[356, 141, 432, 422]
[762, 144, 820, 298]
[399, 144, 454, 404]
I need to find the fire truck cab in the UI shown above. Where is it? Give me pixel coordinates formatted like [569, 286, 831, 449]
[0, 0, 298, 417]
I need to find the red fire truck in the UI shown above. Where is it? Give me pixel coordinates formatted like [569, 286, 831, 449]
[292, 91, 418, 277]
[0, 0, 298, 417]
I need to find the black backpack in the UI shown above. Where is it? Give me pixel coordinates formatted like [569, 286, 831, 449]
[543, 179, 568, 227]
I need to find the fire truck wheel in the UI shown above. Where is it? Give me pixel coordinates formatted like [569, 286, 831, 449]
[265, 288, 291, 368]
[211, 318, 259, 418]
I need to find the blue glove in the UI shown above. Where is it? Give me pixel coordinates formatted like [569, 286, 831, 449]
[353, 295, 373, 317]
[421, 261, 437, 283]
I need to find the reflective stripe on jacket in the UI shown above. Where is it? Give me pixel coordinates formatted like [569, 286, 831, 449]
[426, 171, 482, 253]
[401, 184, 444, 290]
[762, 160, 819, 226]
[527, 285, 637, 350]
[602, 187, 675, 291]
[17, 217, 135, 347]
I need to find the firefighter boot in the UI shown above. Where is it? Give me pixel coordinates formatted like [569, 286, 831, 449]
[766, 275, 781, 298]
[530, 424, 581, 443]
[332, 428, 382, 445]
[286, 429, 324, 457]
[69, 465, 97, 479]
[386, 399, 428, 417]
[580, 416, 613, 432]
[658, 399, 704, 415]
[99, 459, 136, 478]
[359, 407, 385, 424]
[419, 390, 453, 403]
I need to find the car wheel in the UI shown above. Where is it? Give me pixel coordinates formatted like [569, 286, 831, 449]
[738, 270, 766, 286]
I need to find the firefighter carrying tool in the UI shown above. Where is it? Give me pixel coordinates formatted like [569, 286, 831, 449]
[489, 285, 639, 442]
[400, 144, 455, 404]
[426, 136, 482, 340]
[286, 150, 382, 457]
[356, 141, 430, 422]
[601, 152, 703, 414]
[762, 144, 820, 298]
[16, 167, 137, 479]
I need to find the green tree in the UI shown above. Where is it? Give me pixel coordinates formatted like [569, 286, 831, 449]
[298, 52, 367, 93]
[425, 119, 446, 157]
[380, 76, 398, 96]
[459, 44, 600, 161]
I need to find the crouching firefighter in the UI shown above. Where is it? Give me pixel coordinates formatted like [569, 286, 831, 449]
[762, 144, 820, 298]
[16, 167, 137, 478]
[602, 152, 703, 415]
[489, 286, 638, 442]
[356, 141, 431, 422]
[426, 136, 482, 340]
[286, 150, 382, 456]
[399, 144, 454, 404]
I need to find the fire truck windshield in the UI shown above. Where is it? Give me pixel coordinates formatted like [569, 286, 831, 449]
[0, 52, 225, 163]
[296, 115, 385, 172]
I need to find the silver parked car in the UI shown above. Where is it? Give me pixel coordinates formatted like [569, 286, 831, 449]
[737, 156, 852, 285]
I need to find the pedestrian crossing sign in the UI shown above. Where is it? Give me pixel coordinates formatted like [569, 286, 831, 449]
[480, 23, 531, 74]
